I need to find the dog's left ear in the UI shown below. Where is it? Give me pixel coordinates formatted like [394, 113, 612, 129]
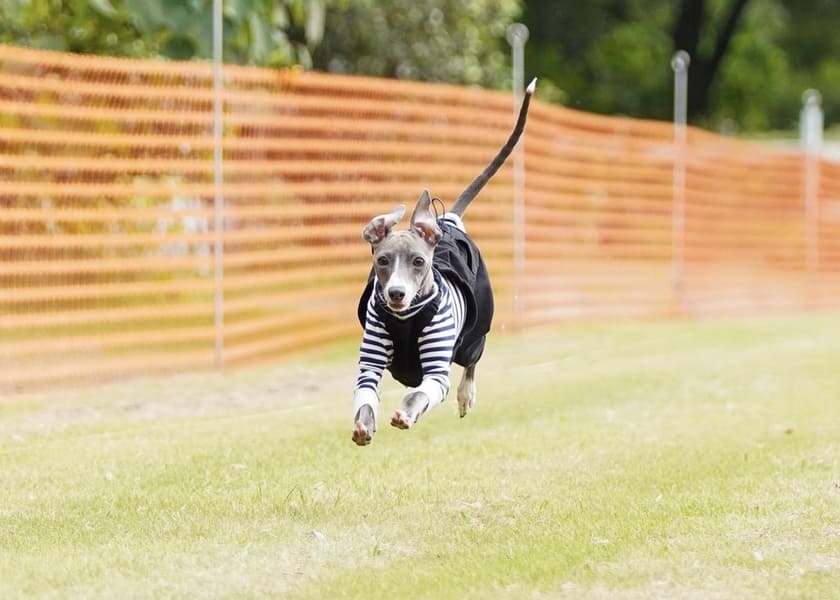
[410, 189, 442, 246]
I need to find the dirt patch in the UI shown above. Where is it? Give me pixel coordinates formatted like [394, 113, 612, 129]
[1, 360, 358, 438]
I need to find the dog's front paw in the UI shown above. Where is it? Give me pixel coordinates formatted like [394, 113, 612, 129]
[390, 391, 429, 430]
[352, 405, 376, 446]
[390, 409, 412, 430]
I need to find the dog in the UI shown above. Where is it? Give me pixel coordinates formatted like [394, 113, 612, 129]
[351, 78, 536, 446]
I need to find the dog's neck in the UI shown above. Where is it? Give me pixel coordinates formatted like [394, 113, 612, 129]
[376, 272, 439, 321]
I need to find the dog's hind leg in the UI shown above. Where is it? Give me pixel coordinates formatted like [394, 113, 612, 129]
[457, 363, 477, 418]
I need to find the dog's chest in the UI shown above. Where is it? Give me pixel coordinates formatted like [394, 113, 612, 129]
[376, 291, 441, 388]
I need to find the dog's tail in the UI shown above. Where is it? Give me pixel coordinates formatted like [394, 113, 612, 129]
[450, 77, 537, 217]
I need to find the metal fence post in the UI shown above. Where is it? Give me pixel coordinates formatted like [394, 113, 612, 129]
[507, 23, 529, 329]
[212, 0, 225, 368]
[801, 89, 823, 309]
[671, 50, 690, 315]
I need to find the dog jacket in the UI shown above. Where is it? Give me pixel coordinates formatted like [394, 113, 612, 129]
[356, 219, 494, 389]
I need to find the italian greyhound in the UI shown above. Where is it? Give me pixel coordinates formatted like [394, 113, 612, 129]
[352, 78, 536, 446]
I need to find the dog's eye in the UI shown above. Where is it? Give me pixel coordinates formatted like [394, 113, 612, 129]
[376, 256, 389, 267]
[412, 257, 425, 267]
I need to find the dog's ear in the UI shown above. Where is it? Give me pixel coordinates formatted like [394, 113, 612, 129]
[409, 189, 442, 246]
[363, 204, 405, 245]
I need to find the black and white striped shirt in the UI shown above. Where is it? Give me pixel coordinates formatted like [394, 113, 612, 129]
[353, 274, 467, 414]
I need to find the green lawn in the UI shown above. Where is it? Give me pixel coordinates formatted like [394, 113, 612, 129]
[2, 313, 839, 599]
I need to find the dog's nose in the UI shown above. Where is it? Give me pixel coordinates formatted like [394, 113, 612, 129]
[388, 287, 406, 302]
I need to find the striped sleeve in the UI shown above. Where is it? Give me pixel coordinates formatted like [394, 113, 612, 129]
[355, 292, 393, 396]
[415, 278, 466, 401]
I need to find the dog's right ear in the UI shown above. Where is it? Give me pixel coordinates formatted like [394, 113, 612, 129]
[362, 205, 406, 245]
[409, 189, 442, 246]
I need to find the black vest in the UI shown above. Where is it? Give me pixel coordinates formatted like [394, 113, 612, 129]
[357, 220, 494, 388]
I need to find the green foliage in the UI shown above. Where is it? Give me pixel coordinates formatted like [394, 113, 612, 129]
[714, 0, 791, 131]
[0, 0, 141, 55]
[524, 0, 839, 131]
[313, 0, 520, 88]
[780, 0, 840, 128]
[0, 0, 517, 88]
[587, 20, 674, 117]
[814, 60, 840, 129]
[1, 0, 838, 131]
[0, 0, 324, 66]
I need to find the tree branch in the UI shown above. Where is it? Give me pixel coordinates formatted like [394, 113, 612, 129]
[672, 0, 705, 57]
[709, 0, 751, 76]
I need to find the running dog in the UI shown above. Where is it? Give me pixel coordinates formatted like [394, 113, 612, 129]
[352, 79, 536, 446]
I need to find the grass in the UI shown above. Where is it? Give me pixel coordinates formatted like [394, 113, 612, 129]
[2, 312, 839, 599]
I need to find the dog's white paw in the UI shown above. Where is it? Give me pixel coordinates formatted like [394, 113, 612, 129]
[391, 391, 429, 430]
[352, 405, 376, 446]
[390, 410, 413, 430]
[457, 379, 476, 418]
[352, 421, 373, 445]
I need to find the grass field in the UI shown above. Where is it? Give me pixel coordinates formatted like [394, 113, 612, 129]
[2, 313, 839, 599]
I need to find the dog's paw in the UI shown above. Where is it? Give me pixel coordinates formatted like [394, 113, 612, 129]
[352, 405, 376, 446]
[391, 391, 429, 430]
[390, 409, 413, 430]
[457, 381, 476, 418]
[457, 398, 471, 418]
[352, 421, 373, 445]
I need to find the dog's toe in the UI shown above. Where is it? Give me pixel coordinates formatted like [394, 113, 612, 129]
[390, 410, 412, 430]
[457, 392, 474, 418]
[352, 405, 376, 446]
[352, 420, 373, 446]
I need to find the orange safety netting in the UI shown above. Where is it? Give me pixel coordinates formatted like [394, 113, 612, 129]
[1, 44, 838, 393]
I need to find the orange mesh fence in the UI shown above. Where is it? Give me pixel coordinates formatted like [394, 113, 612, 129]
[1, 44, 838, 393]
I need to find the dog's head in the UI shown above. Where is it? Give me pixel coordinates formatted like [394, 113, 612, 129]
[363, 189, 442, 312]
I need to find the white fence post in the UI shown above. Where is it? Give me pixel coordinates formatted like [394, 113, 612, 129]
[507, 23, 529, 329]
[801, 89, 823, 308]
[671, 50, 690, 315]
[213, 0, 225, 368]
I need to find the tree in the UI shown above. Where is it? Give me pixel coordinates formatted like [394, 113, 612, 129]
[778, 0, 840, 129]
[523, 0, 677, 116]
[712, 0, 790, 130]
[521, 0, 822, 131]
[1, 0, 836, 132]
[313, 0, 520, 89]
[0, 0, 141, 55]
[672, 0, 750, 120]
[0, 0, 518, 90]
[0, 0, 326, 67]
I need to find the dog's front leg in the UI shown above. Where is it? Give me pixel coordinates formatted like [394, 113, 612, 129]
[390, 390, 430, 429]
[390, 376, 447, 429]
[352, 387, 379, 446]
[353, 404, 377, 445]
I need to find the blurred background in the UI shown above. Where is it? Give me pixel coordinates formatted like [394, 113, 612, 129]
[1, 0, 838, 136]
[1, 0, 839, 392]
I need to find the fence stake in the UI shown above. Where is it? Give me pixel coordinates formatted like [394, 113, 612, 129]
[801, 89, 823, 309]
[212, 0, 225, 368]
[507, 23, 529, 329]
[671, 50, 690, 315]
